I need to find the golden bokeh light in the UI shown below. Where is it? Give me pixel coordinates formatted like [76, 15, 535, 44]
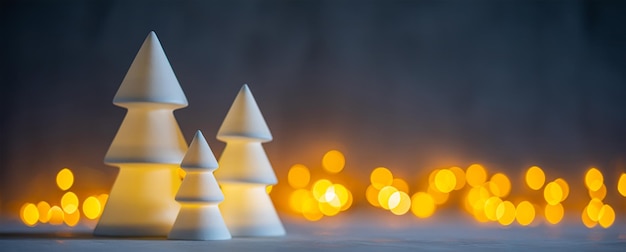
[484, 196, 503, 221]
[588, 184, 606, 201]
[96, 194, 109, 208]
[434, 169, 456, 193]
[543, 182, 563, 206]
[61, 191, 79, 214]
[391, 178, 410, 194]
[177, 167, 186, 180]
[618, 173, 626, 197]
[312, 179, 332, 201]
[36, 201, 51, 223]
[56, 168, 74, 191]
[322, 150, 345, 174]
[525, 166, 545, 190]
[371, 167, 393, 190]
[411, 192, 435, 218]
[331, 184, 350, 208]
[598, 204, 615, 229]
[467, 186, 490, 211]
[544, 203, 564, 225]
[554, 178, 569, 202]
[427, 184, 449, 205]
[390, 191, 411, 215]
[496, 200, 516, 226]
[64, 210, 80, 227]
[366, 184, 381, 207]
[449, 166, 466, 190]
[83, 196, 102, 220]
[515, 201, 535, 226]
[489, 173, 511, 198]
[586, 198, 603, 222]
[584, 167, 603, 192]
[20, 203, 39, 227]
[341, 191, 353, 211]
[378, 186, 399, 210]
[266, 185, 273, 194]
[581, 206, 597, 228]
[466, 164, 487, 188]
[302, 197, 323, 221]
[287, 164, 310, 189]
[47, 206, 64, 225]
[318, 201, 340, 216]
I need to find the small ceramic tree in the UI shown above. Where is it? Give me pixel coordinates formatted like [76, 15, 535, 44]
[168, 130, 231, 240]
[94, 31, 188, 236]
[215, 84, 285, 236]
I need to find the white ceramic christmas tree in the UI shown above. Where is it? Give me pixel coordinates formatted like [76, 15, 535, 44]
[94, 31, 188, 236]
[216, 84, 285, 237]
[168, 130, 231, 240]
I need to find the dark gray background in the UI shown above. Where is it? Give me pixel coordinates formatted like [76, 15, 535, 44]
[1, 0, 625, 215]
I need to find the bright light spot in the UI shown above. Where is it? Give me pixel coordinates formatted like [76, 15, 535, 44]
[302, 197, 323, 221]
[449, 166, 466, 190]
[318, 201, 340, 216]
[581, 206, 597, 228]
[466, 164, 487, 188]
[266, 185, 273, 194]
[287, 164, 310, 189]
[391, 178, 409, 194]
[544, 203, 564, 225]
[20, 203, 39, 227]
[489, 173, 511, 198]
[496, 201, 516, 226]
[598, 204, 615, 229]
[47, 206, 64, 225]
[434, 169, 456, 193]
[366, 185, 381, 207]
[427, 184, 449, 205]
[467, 186, 490, 210]
[515, 201, 535, 226]
[525, 166, 545, 190]
[177, 167, 186, 180]
[388, 191, 401, 210]
[36, 201, 51, 223]
[390, 191, 411, 215]
[618, 173, 626, 197]
[323, 186, 339, 206]
[332, 184, 350, 208]
[61, 191, 79, 214]
[411, 192, 435, 218]
[289, 189, 311, 213]
[341, 191, 353, 211]
[543, 182, 563, 206]
[378, 186, 399, 210]
[82, 196, 102, 220]
[56, 168, 74, 191]
[586, 198, 603, 222]
[322, 150, 345, 174]
[584, 167, 603, 192]
[588, 184, 606, 201]
[64, 210, 80, 227]
[428, 169, 440, 186]
[371, 167, 393, 190]
[484, 196, 503, 221]
[312, 179, 332, 201]
[554, 178, 569, 202]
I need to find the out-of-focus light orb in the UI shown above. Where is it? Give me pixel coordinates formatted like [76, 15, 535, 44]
[586, 198, 603, 222]
[515, 201, 535, 226]
[391, 178, 409, 194]
[618, 173, 626, 197]
[289, 189, 311, 213]
[434, 169, 456, 193]
[266, 185, 273, 194]
[323, 185, 339, 206]
[598, 204, 615, 228]
[20, 203, 39, 227]
[467, 186, 490, 210]
[588, 184, 606, 201]
[449, 166, 466, 190]
[341, 190, 353, 211]
[312, 179, 332, 201]
[302, 197, 323, 221]
[543, 182, 563, 206]
[427, 184, 449, 205]
[371, 167, 393, 190]
[496, 200, 516, 226]
[332, 184, 350, 208]
[47, 206, 64, 225]
[56, 168, 74, 191]
[411, 192, 435, 218]
[83, 196, 102, 219]
[584, 167, 603, 192]
[287, 164, 310, 189]
[390, 191, 411, 215]
[489, 173, 511, 198]
[36, 201, 51, 223]
[61, 191, 79, 214]
[366, 185, 381, 207]
[554, 178, 570, 202]
[378, 186, 399, 210]
[473, 208, 489, 223]
[544, 203, 564, 224]
[525, 166, 545, 190]
[581, 206, 597, 228]
[484, 196, 503, 221]
[466, 164, 487, 188]
[318, 201, 340, 216]
[322, 150, 345, 174]
[64, 210, 80, 227]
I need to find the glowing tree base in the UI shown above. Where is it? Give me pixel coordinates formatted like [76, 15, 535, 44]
[219, 183, 285, 236]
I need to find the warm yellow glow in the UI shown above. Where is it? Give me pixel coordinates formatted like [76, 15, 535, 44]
[584, 167, 603, 192]
[554, 178, 569, 202]
[484, 196, 502, 221]
[544, 203, 564, 225]
[370, 167, 393, 190]
[390, 191, 411, 215]
[318, 201, 340, 216]
[56, 168, 74, 191]
[588, 184, 606, 201]
[322, 150, 345, 174]
[598, 204, 615, 228]
[47, 206, 64, 225]
[466, 164, 487, 188]
[581, 206, 597, 228]
[586, 198, 603, 222]
[366, 185, 381, 207]
[378, 186, 399, 210]
[312, 179, 332, 201]
[341, 191, 353, 211]
[61, 191, 79, 214]
[302, 197, 323, 221]
[427, 184, 449, 205]
[391, 178, 409, 194]
[467, 186, 490, 210]
[449, 166, 466, 190]
[411, 192, 435, 218]
[489, 173, 511, 198]
[83, 196, 102, 220]
[473, 208, 489, 223]
[543, 182, 563, 206]
[96, 194, 109, 209]
[496, 200, 516, 226]
[323, 186, 339, 206]
[36, 201, 51, 223]
[266, 185, 273, 194]
[525, 166, 545, 190]
[177, 167, 186, 180]
[289, 189, 310, 213]
[20, 203, 39, 227]
[515, 201, 535, 226]
[287, 164, 310, 189]
[332, 184, 350, 208]
[618, 173, 626, 197]
[434, 169, 456, 193]
[64, 210, 80, 227]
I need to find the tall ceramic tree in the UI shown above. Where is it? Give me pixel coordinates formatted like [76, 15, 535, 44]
[94, 31, 188, 236]
[215, 84, 285, 236]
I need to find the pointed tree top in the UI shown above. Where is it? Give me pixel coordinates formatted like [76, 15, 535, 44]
[113, 31, 188, 108]
[181, 130, 219, 170]
[217, 84, 272, 142]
